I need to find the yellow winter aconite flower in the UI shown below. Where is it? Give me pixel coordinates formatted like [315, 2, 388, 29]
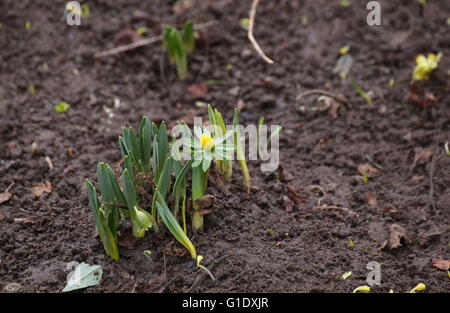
[409, 283, 426, 293]
[200, 134, 215, 151]
[412, 53, 443, 81]
[352, 285, 371, 293]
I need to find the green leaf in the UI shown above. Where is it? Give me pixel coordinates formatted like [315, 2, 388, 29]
[155, 191, 197, 259]
[62, 262, 103, 292]
[183, 20, 195, 54]
[233, 109, 251, 190]
[86, 181, 119, 260]
[157, 122, 169, 177]
[54, 101, 70, 113]
[173, 160, 192, 198]
[139, 116, 153, 172]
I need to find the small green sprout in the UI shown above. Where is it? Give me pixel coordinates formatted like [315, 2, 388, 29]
[163, 20, 195, 80]
[143, 250, 152, 256]
[136, 26, 148, 35]
[348, 238, 354, 248]
[412, 52, 443, 81]
[352, 285, 371, 293]
[388, 78, 396, 87]
[352, 80, 372, 104]
[54, 101, 70, 113]
[409, 283, 426, 293]
[25, 21, 32, 30]
[28, 82, 36, 95]
[341, 271, 352, 280]
[339, 0, 351, 7]
[239, 18, 249, 30]
[444, 142, 449, 156]
[81, 3, 91, 18]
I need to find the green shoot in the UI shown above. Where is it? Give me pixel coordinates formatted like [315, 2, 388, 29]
[85, 180, 119, 260]
[351, 80, 372, 104]
[54, 101, 70, 113]
[445, 142, 450, 156]
[233, 109, 251, 191]
[163, 20, 195, 80]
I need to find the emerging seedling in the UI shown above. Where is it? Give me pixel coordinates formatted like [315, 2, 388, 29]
[412, 52, 443, 81]
[163, 20, 195, 80]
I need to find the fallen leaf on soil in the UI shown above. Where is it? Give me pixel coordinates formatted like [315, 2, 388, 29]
[410, 175, 425, 184]
[32, 181, 52, 197]
[62, 262, 103, 292]
[357, 163, 380, 177]
[365, 192, 378, 206]
[411, 148, 432, 169]
[0, 183, 14, 205]
[286, 184, 305, 204]
[431, 259, 450, 271]
[187, 82, 208, 97]
[277, 164, 293, 182]
[283, 195, 294, 212]
[405, 83, 436, 108]
[118, 232, 137, 249]
[380, 223, 409, 249]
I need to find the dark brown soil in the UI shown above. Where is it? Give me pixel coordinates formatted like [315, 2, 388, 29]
[1, 0, 449, 293]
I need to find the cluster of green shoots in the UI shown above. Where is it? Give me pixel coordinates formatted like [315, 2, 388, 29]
[163, 20, 195, 81]
[86, 105, 250, 276]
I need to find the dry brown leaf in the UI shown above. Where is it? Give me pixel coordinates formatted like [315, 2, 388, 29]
[431, 259, 450, 271]
[388, 224, 409, 249]
[365, 192, 378, 206]
[0, 183, 14, 205]
[283, 195, 294, 212]
[405, 83, 436, 108]
[186, 82, 208, 97]
[357, 163, 380, 177]
[32, 181, 52, 197]
[277, 164, 293, 182]
[411, 148, 432, 169]
[286, 184, 305, 204]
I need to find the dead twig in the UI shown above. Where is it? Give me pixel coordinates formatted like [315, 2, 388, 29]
[94, 21, 217, 59]
[309, 185, 358, 216]
[319, 205, 359, 217]
[248, 0, 274, 64]
[297, 89, 351, 108]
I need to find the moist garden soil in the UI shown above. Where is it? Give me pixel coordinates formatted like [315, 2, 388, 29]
[0, 0, 449, 293]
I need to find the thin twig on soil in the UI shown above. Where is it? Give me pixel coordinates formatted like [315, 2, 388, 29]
[94, 21, 217, 58]
[248, 0, 274, 64]
[319, 205, 359, 217]
[308, 185, 358, 216]
[297, 89, 352, 108]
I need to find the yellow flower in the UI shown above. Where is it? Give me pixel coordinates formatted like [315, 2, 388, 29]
[409, 283, 426, 293]
[352, 285, 371, 293]
[413, 53, 443, 81]
[200, 134, 215, 151]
